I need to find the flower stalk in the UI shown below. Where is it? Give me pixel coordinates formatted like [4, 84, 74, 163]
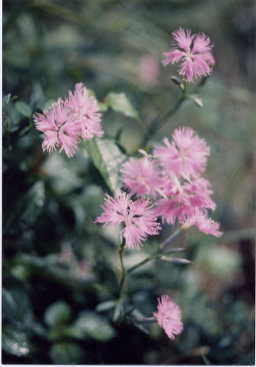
[142, 93, 187, 146]
[113, 239, 127, 321]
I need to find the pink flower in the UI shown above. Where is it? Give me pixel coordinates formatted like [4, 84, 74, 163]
[183, 177, 216, 211]
[95, 193, 161, 249]
[121, 157, 162, 196]
[34, 99, 81, 157]
[65, 83, 103, 139]
[153, 295, 183, 340]
[182, 209, 222, 237]
[154, 127, 210, 179]
[163, 28, 215, 82]
[155, 175, 218, 226]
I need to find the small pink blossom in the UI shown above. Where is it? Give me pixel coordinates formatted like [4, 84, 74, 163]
[155, 172, 219, 231]
[182, 209, 222, 237]
[154, 127, 210, 179]
[163, 28, 215, 82]
[95, 193, 161, 249]
[153, 295, 183, 340]
[183, 177, 216, 211]
[34, 99, 80, 157]
[121, 157, 162, 196]
[65, 83, 103, 139]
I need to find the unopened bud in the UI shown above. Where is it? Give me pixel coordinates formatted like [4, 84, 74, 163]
[189, 94, 204, 108]
[160, 256, 191, 264]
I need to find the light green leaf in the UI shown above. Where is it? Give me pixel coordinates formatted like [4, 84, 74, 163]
[71, 311, 116, 341]
[2, 327, 30, 357]
[105, 92, 139, 120]
[15, 101, 32, 117]
[45, 301, 72, 327]
[98, 102, 108, 112]
[3, 94, 11, 106]
[50, 342, 85, 364]
[2, 289, 17, 323]
[83, 138, 126, 193]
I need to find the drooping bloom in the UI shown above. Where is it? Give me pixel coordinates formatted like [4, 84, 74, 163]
[153, 295, 183, 340]
[154, 127, 210, 180]
[163, 28, 215, 82]
[34, 99, 81, 157]
[35, 83, 103, 157]
[182, 209, 222, 237]
[95, 193, 161, 249]
[121, 157, 162, 196]
[65, 83, 103, 139]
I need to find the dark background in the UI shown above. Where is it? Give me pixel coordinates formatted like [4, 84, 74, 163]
[3, 0, 255, 364]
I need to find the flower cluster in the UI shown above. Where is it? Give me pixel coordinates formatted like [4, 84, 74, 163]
[34, 83, 103, 157]
[96, 126, 221, 251]
[122, 127, 222, 238]
[163, 28, 215, 82]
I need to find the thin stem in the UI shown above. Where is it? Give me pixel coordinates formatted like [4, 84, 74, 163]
[142, 94, 186, 145]
[159, 228, 182, 250]
[133, 316, 155, 324]
[118, 240, 126, 294]
[127, 255, 156, 274]
[113, 240, 126, 321]
[127, 228, 184, 274]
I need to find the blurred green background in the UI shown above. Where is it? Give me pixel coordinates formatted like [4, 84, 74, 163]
[3, 0, 255, 364]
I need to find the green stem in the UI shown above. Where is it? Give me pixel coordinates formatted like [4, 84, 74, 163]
[127, 228, 184, 274]
[134, 316, 155, 323]
[113, 240, 126, 321]
[159, 228, 182, 250]
[142, 94, 186, 145]
[127, 255, 156, 274]
[118, 240, 126, 294]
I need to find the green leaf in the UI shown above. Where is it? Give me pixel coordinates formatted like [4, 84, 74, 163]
[3, 94, 21, 132]
[15, 101, 32, 117]
[83, 138, 126, 193]
[2, 289, 17, 323]
[21, 182, 45, 226]
[2, 327, 30, 357]
[98, 102, 108, 112]
[71, 311, 116, 342]
[45, 301, 72, 327]
[2, 286, 35, 328]
[96, 300, 116, 312]
[3, 94, 11, 106]
[105, 92, 139, 120]
[50, 342, 85, 364]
